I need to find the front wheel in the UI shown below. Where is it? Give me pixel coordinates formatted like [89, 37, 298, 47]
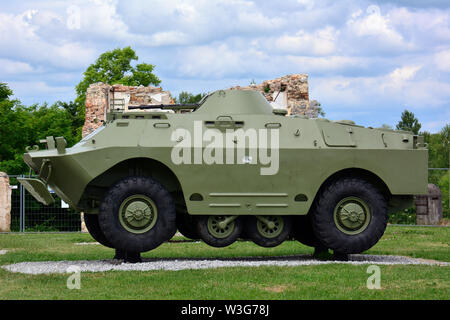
[311, 177, 388, 254]
[98, 176, 176, 253]
[84, 213, 114, 248]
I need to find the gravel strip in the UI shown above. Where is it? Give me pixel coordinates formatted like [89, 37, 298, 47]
[0, 250, 8, 255]
[3, 254, 449, 275]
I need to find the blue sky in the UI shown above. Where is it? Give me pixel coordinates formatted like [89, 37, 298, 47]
[1, 0, 449, 132]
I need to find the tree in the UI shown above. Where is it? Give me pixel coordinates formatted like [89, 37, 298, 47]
[380, 124, 393, 130]
[425, 124, 450, 169]
[0, 84, 30, 173]
[0, 82, 13, 101]
[396, 110, 421, 134]
[54, 101, 85, 142]
[75, 47, 161, 124]
[0, 83, 80, 174]
[175, 91, 206, 104]
[310, 100, 325, 117]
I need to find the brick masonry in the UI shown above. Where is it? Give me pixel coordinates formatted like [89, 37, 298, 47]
[82, 83, 174, 138]
[230, 74, 316, 117]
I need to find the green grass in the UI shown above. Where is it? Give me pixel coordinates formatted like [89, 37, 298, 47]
[0, 225, 448, 300]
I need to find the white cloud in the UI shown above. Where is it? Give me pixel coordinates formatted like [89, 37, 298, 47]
[176, 43, 269, 78]
[385, 65, 422, 90]
[274, 27, 339, 56]
[434, 50, 450, 72]
[150, 31, 190, 47]
[311, 64, 449, 112]
[8, 80, 74, 104]
[286, 55, 365, 73]
[0, 59, 34, 74]
[346, 5, 414, 51]
[422, 119, 450, 132]
[0, 9, 97, 69]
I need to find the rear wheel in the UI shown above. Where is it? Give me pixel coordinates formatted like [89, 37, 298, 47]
[245, 215, 292, 247]
[311, 177, 387, 254]
[292, 214, 324, 248]
[98, 176, 176, 253]
[196, 215, 243, 247]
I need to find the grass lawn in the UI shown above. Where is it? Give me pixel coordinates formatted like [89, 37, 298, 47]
[0, 225, 448, 300]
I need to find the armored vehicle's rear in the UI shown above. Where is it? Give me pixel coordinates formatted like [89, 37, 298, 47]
[19, 89, 428, 256]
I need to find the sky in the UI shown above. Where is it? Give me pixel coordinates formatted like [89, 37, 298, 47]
[0, 0, 449, 132]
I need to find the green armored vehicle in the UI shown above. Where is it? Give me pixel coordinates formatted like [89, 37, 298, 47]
[19, 89, 428, 258]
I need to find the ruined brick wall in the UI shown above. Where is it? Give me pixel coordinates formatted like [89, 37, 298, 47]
[83, 83, 110, 138]
[0, 172, 11, 232]
[230, 74, 317, 117]
[83, 83, 174, 138]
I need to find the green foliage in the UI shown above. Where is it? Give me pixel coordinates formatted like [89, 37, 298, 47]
[75, 46, 161, 118]
[439, 173, 449, 217]
[126, 63, 161, 87]
[396, 109, 421, 134]
[0, 84, 81, 174]
[0, 82, 13, 101]
[423, 125, 450, 169]
[310, 100, 326, 117]
[25, 218, 59, 232]
[54, 101, 85, 142]
[388, 207, 416, 224]
[175, 91, 206, 104]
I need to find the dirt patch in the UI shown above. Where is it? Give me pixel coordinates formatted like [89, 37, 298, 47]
[264, 285, 292, 293]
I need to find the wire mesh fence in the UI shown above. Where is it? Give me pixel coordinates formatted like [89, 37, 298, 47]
[8, 175, 81, 232]
[4, 168, 449, 232]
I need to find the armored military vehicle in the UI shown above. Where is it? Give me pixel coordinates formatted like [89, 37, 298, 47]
[19, 89, 428, 258]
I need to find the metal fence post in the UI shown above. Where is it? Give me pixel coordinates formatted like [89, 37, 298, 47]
[19, 178, 23, 232]
[22, 175, 25, 232]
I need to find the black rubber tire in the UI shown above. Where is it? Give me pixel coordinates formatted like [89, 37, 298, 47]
[98, 176, 176, 253]
[176, 211, 200, 240]
[291, 214, 324, 248]
[311, 177, 388, 254]
[84, 213, 114, 248]
[245, 216, 292, 247]
[196, 216, 243, 247]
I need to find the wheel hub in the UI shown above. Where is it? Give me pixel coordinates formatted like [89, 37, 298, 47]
[334, 197, 371, 235]
[256, 216, 283, 239]
[119, 195, 158, 234]
[207, 216, 236, 239]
